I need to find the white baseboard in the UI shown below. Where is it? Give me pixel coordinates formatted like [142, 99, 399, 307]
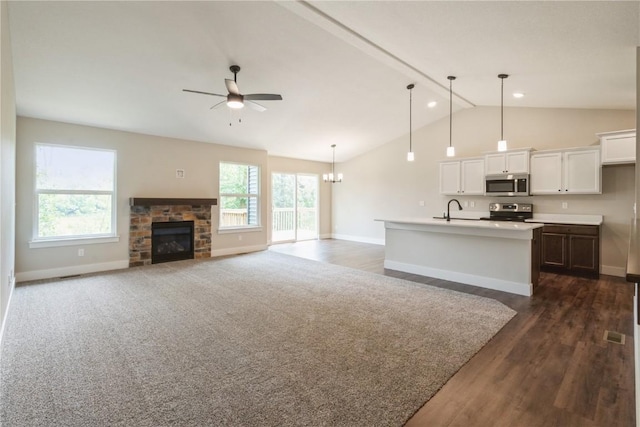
[319, 233, 332, 239]
[0, 279, 15, 359]
[332, 234, 385, 245]
[601, 265, 625, 278]
[384, 259, 533, 297]
[211, 244, 268, 258]
[16, 260, 129, 283]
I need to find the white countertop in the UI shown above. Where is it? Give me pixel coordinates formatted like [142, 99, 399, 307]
[375, 217, 544, 231]
[525, 213, 603, 226]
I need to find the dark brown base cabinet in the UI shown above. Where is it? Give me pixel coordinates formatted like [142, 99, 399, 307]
[541, 224, 600, 278]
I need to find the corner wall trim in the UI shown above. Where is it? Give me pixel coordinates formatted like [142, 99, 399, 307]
[601, 265, 625, 278]
[15, 260, 129, 283]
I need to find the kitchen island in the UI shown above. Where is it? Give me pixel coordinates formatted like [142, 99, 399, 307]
[376, 218, 544, 296]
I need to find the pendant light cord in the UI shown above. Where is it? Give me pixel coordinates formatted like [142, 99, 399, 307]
[498, 74, 508, 141]
[409, 86, 413, 152]
[501, 77, 504, 140]
[448, 76, 454, 148]
[331, 144, 336, 177]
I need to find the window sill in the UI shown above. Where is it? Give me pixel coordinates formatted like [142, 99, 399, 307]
[29, 235, 120, 249]
[217, 226, 263, 234]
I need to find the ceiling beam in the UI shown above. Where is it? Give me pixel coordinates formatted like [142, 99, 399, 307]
[278, 0, 476, 109]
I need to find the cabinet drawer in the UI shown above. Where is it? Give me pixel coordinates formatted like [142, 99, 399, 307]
[542, 224, 599, 236]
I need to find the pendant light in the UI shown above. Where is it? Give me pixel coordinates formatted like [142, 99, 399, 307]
[407, 83, 415, 162]
[497, 74, 508, 152]
[323, 144, 343, 183]
[446, 76, 456, 157]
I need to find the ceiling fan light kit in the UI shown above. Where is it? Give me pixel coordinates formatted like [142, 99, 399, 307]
[498, 73, 509, 152]
[227, 93, 244, 109]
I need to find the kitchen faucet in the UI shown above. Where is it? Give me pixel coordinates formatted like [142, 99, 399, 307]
[447, 199, 463, 222]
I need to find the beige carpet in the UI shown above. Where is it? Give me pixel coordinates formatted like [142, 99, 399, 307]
[0, 251, 516, 426]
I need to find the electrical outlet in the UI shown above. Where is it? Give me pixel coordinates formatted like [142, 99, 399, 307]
[78, 248, 85, 257]
[470, 201, 475, 208]
[418, 201, 425, 207]
[176, 169, 185, 179]
[562, 202, 568, 209]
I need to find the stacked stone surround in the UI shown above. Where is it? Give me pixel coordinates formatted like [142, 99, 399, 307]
[129, 204, 212, 267]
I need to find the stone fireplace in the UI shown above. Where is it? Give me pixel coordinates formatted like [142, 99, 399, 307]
[129, 198, 217, 267]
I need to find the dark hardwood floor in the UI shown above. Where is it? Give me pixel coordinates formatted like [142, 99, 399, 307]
[270, 239, 635, 427]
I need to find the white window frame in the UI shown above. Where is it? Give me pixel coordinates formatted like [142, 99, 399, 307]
[218, 161, 262, 232]
[30, 143, 119, 248]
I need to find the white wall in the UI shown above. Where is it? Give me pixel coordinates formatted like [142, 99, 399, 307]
[14, 119, 334, 280]
[633, 46, 639, 427]
[0, 0, 17, 338]
[15, 117, 277, 280]
[333, 106, 635, 275]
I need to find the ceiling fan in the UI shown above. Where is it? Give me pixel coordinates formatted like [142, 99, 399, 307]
[183, 65, 282, 112]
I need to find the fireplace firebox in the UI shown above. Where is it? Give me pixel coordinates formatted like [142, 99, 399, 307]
[151, 221, 195, 264]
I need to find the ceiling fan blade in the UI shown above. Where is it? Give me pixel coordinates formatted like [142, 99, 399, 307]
[244, 94, 282, 101]
[245, 100, 267, 112]
[209, 100, 227, 110]
[225, 79, 240, 95]
[183, 89, 226, 97]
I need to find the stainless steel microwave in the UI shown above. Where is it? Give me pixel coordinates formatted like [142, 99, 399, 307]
[484, 173, 530, 197]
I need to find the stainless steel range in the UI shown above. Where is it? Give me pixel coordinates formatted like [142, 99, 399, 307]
[480, 203, 533, 222]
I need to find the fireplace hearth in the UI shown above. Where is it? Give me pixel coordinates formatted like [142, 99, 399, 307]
[152, 221, 194, 264]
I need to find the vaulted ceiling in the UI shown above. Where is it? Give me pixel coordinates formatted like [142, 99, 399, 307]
[7, 1, 639, 162]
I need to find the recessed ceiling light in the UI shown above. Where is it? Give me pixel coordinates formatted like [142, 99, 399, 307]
[513, 92, 525, 99]
[427, 101, 437, 108]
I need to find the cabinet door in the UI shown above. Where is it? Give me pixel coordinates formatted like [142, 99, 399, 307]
[568, 235, 599, 274]
[541, 232, 567, 268]
[460, 159, 485, 195]
[505, 151, 529, 173]
[530, 152, 562, 194]
[564, 149, 601, 194]
[485, 154, 506, 175]
[601, 132, 635, 165]
[439, 161, 461, 195]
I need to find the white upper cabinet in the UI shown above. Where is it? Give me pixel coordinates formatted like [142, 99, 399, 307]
[597, 129, 635, 165]
[530, 152, 563, 194]
[439, 161, 460, 195]
[485, 150, 530, 175]
[460, 158, 485, 195]
[564, 149, 601, 193]
[439, 158, 484, 195]
[530, 148, 601, 195]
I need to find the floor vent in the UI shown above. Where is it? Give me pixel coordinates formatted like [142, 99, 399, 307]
[59, 274, 82, 279]
[604, 330, 626, 345]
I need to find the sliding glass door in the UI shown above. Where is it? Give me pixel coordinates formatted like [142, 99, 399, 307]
[272, 173, 318, 243]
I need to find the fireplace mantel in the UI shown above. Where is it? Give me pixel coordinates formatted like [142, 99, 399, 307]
[129, 198, 217, 207]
